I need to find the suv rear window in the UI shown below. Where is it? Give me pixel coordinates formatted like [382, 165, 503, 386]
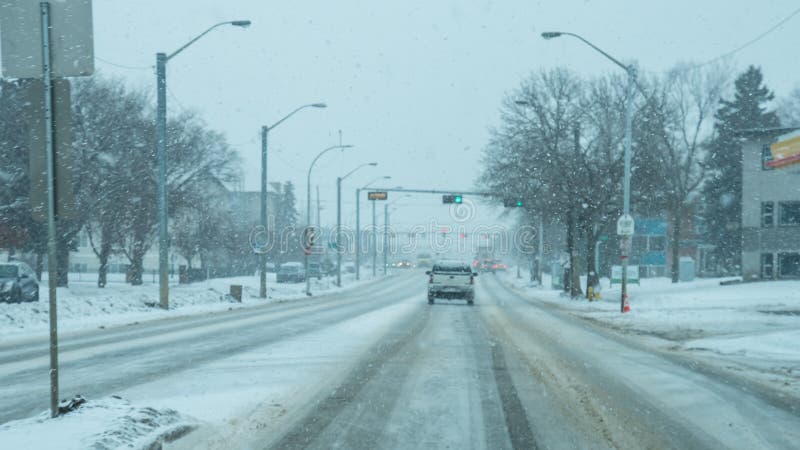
[432, 264, 471, 273]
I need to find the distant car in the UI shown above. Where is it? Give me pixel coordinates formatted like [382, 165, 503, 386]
[396, 260, 413, 269]
[276, 262, 305, 283]
[474, 258, 493, 272]
[490, 259, 507, 272]
[0, 262, 39, 303]
[416, 253, 432, 268]
[426, 260, 477, 305]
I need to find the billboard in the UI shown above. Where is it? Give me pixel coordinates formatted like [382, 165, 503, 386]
[767, 130, 800, 169]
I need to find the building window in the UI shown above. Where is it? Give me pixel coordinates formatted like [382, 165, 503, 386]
[778, 253, 800, 278]
[632, 236, 647, 254]
[761, 144, 775, 170]
[649, 236, 666, 251]
[761, 253, 774, 279]
[779, 201, 800, 226]
[761, 201, 774, 227]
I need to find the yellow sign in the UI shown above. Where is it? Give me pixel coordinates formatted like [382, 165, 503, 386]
[768, 132, 800, 168]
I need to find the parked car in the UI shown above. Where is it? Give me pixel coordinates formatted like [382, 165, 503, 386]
[426, 260, 477, 305]
[0, 262, 39, 303]
[307, 262, 322, 280]
[276, 262, 305, 283]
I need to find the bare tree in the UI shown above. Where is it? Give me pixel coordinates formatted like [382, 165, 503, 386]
[634, 64, 728, 282]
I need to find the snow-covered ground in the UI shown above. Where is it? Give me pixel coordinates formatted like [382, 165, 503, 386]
[497, 270, 800, 395]
[0, 270, 378, 340]
[0, 396, 196, 450]
[0, 270, 405, 449]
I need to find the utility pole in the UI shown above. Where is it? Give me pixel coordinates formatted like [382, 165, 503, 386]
[384, 203, 389, 275]
[355, 188, 361, 281]
[260, 125, 268, 298]
[316, 185, 321, 228]
[337, 177, 342, 286]
[538, 217, 544, 284]
[372, 199, 377, 277]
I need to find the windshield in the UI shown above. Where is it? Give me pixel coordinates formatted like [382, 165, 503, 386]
[1, 2, 799, 449]
[0, 265, 18, 278]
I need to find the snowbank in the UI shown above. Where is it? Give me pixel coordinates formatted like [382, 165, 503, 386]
[0, 395, 195, 450]
[0, 271, 377, 339]
[497, 271, 800, 393]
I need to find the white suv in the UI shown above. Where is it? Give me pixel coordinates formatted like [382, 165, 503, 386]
[426, 261, 477, 305]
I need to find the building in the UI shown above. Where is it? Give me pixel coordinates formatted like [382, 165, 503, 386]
[741, 127, 800, 280]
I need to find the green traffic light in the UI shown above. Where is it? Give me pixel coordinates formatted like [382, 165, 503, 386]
[454, 195, 462, 203]
[516, 200, 523, 207]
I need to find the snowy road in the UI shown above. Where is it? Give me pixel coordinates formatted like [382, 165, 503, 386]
[2, 272, 799, 449]
[0, 273, 420, 424]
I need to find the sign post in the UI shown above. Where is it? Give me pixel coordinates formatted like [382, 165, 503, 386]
[616, 214, 634, 313]
[1, 0, 94, 418]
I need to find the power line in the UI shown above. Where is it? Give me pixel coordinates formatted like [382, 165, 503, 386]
[672, 6, 800, 72]
[95, 56, 152, 71]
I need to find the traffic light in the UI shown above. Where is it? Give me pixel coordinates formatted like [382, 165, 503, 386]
[503, 199, 523, 208]
[443, 194, 463, 204]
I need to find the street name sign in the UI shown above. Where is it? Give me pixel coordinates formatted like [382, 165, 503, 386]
[368, 191, 388, 200]
[616, 214, 635, 236]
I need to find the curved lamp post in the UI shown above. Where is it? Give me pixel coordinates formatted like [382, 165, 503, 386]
[157, 20, 251, 310]
[259, 103, 327, 298]
[336, 162, 378, 287]
[305, 144, 353, 295]
[541, 30, 635, 313]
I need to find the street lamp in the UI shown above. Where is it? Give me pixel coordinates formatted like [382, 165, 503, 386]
[336, 163, 378, 287]
[355, 176, 391, 280]
[156, 20, 251, 310]
[259, 103, 327, 299]
[306, 144, 354, 295]
[541, 30, 635, 313]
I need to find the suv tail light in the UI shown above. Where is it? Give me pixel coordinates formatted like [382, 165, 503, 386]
[470, 275, 474, 285]
[429, 273, 434, 284]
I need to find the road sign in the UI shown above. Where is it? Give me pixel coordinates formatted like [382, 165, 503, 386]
[303, 226, 317, 250]
[616, 214, 635, 236]
[599, 235, 609, 241]
[24, 78, 74, 221]
[610, 265, 639, 285]
[1, 0, 94, 78]
[367, 191, 388, 200]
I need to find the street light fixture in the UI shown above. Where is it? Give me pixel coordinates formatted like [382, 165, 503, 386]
[336, 163, 378, 287]
[305, 144, 354, 295]
[156, 20, 251, 310]
[541, 30, 635, 313]
[259, 103, 327, 299]
[355, 176, 391, 280]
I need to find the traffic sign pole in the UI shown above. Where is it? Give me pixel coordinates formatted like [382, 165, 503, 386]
[39, 2, 59, 418]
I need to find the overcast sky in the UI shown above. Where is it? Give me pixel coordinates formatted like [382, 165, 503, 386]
[84, 0, 800, 230]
